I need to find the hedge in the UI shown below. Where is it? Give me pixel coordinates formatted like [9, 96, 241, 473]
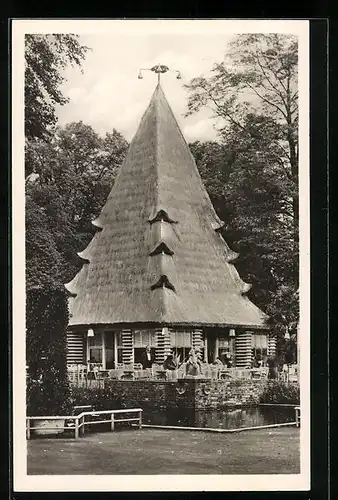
[69, 386, 122, 411]
[26, 288, 71, 416]
[259, 380, 300, 405]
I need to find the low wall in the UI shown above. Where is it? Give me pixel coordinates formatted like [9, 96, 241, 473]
[105, 378, 269, 410]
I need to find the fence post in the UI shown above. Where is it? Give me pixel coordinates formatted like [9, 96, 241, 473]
[26, 418, 31, 440]
[139, 410, 142, 429]
[75, 417, 79, 439]
[111, 412, 115, 431]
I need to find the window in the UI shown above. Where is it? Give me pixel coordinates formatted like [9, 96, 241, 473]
[88, 334, 103, 364]
[104, 332, 115, 369]
[134, 330, 157, 347]
[218, 335, 230, 349]
[170, 330, 192, 362]
[134, 329, 157, 364]
[116, 330, 157, 364]
[218, 333, 234, 365]
[251, 334, 268, 365]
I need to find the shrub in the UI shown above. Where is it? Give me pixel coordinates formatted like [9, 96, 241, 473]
[70, 386, 122, 411]
[260, 380, 300, 405]
[26, 288, 72, 416]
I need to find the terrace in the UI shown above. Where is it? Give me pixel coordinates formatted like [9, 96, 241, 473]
[67, 362, 298, 387]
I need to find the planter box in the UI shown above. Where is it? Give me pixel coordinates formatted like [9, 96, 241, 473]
[32, 418, 66, 436]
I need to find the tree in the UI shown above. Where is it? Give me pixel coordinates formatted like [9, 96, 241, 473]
[25, 196, 64, 290]
[185, 33, 298, 253]
[189, 140, 233, 220]
[186, 34, 299, 335]
[191, 118, 298, 334]
[25, 122, 129, 289]
[26, 289, 72, 416]
[25, 34, 89, 141]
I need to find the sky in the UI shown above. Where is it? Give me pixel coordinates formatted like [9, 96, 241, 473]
[55, 33, 234, 142]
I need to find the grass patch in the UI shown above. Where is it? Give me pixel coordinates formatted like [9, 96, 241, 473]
[27, 426, 300, 475]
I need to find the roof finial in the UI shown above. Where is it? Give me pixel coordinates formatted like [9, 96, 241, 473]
[138, 64, 181, 84]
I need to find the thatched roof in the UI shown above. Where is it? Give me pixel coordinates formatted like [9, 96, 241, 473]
[65, 83, 268, 329]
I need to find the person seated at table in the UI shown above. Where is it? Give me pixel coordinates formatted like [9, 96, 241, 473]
[267, 355, 278, 379]
[213, 357, 223, 366]
[185, 348, 202, 377]
[163, 353, 177, 371]
[252, 356, 260, 368]
[140, 345, 155, 369]
[88, 356, 100, 372]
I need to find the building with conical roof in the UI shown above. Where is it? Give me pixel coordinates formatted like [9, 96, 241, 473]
[65, 81, 275, 371]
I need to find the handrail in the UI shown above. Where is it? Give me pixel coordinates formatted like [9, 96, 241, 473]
[26, 408, 143, 439]
[27, 408, 142, 420]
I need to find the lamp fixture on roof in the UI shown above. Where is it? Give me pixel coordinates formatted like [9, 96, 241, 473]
[138, 63, 182, 84]
[87, 328, 94, 337]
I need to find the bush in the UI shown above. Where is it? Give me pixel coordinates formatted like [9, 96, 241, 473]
[26, 288, 72, 416]
[260, 381, 300, 405]
[70, 386, 122, 411]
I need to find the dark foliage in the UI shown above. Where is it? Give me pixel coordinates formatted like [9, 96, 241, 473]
[25, 34, 89, 140]
[26, 289, 71, 415]
[25, 122, 129, 290]
[187, 34, 299, 341]
[260, 380, 300, 405]
[70, 386, 122, 411]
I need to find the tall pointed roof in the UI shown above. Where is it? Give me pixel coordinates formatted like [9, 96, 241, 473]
[66, 84, 267, 329]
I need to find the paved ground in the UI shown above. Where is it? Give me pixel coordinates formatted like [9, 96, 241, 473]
[27, 427, 300, 475]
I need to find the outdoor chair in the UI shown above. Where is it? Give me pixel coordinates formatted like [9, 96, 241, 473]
[219, 368, 232, 379]
[151, 363, 167, 380]
[136, 368, 152, 379]
[177, 364, 186, 379]
[151, 363, 161, 377]
[108, 369, 120, 379]
[200, 365, 210, 378]
[166, 369, 178, 381]
[96, 369, 110, 379]
[67, 364, 88, 384]
[120, 364, 135, 380]
[134, 368, 149, 379]
[250, 369, 263, 379]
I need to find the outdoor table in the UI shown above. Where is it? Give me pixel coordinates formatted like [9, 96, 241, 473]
[120, 369, 134, 380]
[156, 370, 167, 380]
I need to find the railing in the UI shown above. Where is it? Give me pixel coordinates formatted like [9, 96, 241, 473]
[295, 406, 301, 427]
[67, 364, 299, 386]
[26, 408, 143, 440]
